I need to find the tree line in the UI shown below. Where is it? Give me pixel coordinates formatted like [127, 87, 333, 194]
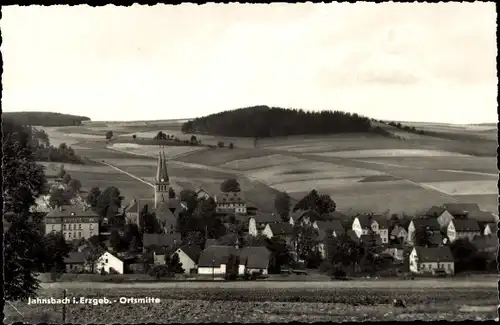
[181, 105, 390, 138]
[4, 112, 91, 127]
[30, 128, 84, 164]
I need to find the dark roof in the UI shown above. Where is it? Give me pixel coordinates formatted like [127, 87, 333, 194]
[428, 232, 445, 246]
[215, 192, 245, 204]
[252, 212, 281, 224]
[205, 238, 219, 248]
[426, 206, 446, 217]
[451, 219, 480, 232]
[390, 225, 407, 237]
[356, 214, 388, 229]
[467, 211, 498, 222]
[64, 252, 86, 264]
[471, 235, 498, 250]
[143, 233, 181, 248]
[198, 245, 239, 267]
[155, 201, 178, 224]
[411, 218, 441, 230]
[345, 230, 360, 243]
[414, 246, 454, 262]
[46, 205, 99, 218]
[360, 234, 382, 246]
[239, 246, 271, 269]
[443, 203, 480, 216]
[177, 244, 202, 262]
[268, 223, 294, 236]
[315, 220, 344, 241]
[125, 198, 155, 214]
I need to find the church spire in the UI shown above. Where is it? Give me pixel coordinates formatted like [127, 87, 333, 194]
[156, 149, 169, 184]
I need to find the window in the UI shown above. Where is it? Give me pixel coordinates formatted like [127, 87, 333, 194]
[63, 224, 67, 230]
[52, 225, 56, 230]
[89, 224, 94, 230]
[63, 232, 67, 237]
[73, 232, 77, 238]
[78, 232, 82, 238]
[89, 231, 93, 237]
[79, 224, 82, 230]
[105, 259, 108, 263]
[447, 264, 451, 270]
[68, 224, 72, 230]
[68, 232, 72, 238]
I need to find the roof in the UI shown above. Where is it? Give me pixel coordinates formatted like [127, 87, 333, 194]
[205, 238, 219, 248]
[450, 219, 480, 232]
[143, 233, 181, 248]
[345, 229, 360, 243]
[414, 246, 454, 263]
[155, 200, 179, 224]
[442, 203, 480, 216]
[411, 218, 441, 230]
[239, 246, 271, 269]
[177, 244, 202, 262]
[125, 198, 155, 214]
[428, 232, 445, 246]
[355, 214, 388, 229]
[426, 206, 446, 217]
[215, 192, 245, 204]
[360, 234, 382, 246]
[46, 205, 99, 218]
[471, 235, 498, 250]
[467, 210, 498, 222]
[198, 245, 239, 267]
[390, 225, 407, 237]
[315, 220, 344, 241]
[268, 223, 294, 236]
[64, 252, 86, 264]
[251, 212, 281, 224]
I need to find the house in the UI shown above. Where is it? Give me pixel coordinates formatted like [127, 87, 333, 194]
[468, 210, 499, 223]
[95, 251, 125, 274]
[143, 233, 181, 252]
[296, 210, 321, 226]
[446, 219, 481, 243]
[204, 238, 219, 248]
[383, 245, 405, 262]
[390, 225, 408, 244]
[483, 223, 498, 236]
[173, 245, 202, 274]
[45, 205, 100, 241]
[151, 247, 169, 265]
[425, 206, 454, 229]
[409, 246, 454, 275]
[352, 214, 389, 243]
[64, 252, 87, 273]
[248, 213, 281, 236]
[197, 245, 239, 276]
[196, 188, 212, 200]
[314, 220, 345, 238]
[407, 218, 441, 245]
[442, 203, 480, 217]
[262, 222, 294, 240]
[238, 246, 272, 276]
[345, 229, 360, 243]
[214, 192, 247, 214]
[471, 235, 498, 255]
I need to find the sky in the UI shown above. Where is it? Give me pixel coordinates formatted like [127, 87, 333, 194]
[2, 3, 498, 124]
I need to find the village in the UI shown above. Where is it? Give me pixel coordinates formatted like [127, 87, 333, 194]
[31, 148, 498, 282]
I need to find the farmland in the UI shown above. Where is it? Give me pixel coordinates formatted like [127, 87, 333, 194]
[6, 282, 497, 323]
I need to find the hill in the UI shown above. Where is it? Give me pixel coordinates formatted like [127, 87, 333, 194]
[181, 106, 390, 138]
[3, 112, 91, 127]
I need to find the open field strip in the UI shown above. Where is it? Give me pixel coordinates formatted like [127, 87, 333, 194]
[37, 162, 115, 174]
[315, 149, 473, 158]
[99, 161, 154, 188]
[420, 180, 498, 196]
[219, 154, 305, 170]
[107, 143, 206, 160]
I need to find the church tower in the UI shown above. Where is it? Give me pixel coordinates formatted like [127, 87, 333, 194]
[154, 149, 170, 208]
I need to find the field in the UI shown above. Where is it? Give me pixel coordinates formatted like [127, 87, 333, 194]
[40, 120, 498, 216]
[5, 281, 497, 323]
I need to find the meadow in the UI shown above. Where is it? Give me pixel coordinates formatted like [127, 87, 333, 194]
[6, 282, 497, 323]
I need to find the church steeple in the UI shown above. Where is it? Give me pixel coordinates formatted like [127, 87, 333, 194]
[155, 149, 170, 207]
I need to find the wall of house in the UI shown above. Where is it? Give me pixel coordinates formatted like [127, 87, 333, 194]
[66, 264, 87, 273]
[46, 221, 99, 240]
[248, 218, 258, 237]
[238, 264, 246, 275]
[379, 228, 389, 243]
[96, 252, 124, 274]
[484, 226, 494, 236]
[407, 221, 416, 244]
[437, 211, 454, 229]
[246, 267, 268, 275]
[197, 264, 226, 275]
[409, 249, 418, 273]
[262, 225, 273, 239]
[176, 250, 196, 274]
[454, 231, 480, 242]
[417, 262, 454, 275]
[447, 223, 456, 242]
[153, 253, 166, 265]
[352, 218, 368, 238]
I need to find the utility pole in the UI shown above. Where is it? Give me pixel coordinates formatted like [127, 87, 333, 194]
[62, 289, 67, 323]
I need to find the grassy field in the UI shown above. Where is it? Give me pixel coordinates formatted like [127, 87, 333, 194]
[6, 282, 497, 323]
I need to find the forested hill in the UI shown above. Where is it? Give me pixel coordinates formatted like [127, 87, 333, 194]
[3, 112, 91, 126]
[181, 106, 388, 138]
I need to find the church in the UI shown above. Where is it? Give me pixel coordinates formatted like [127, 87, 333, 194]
[124, 149, 184, 234]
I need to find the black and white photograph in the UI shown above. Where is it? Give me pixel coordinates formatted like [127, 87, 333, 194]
[2, 2, 498, 323]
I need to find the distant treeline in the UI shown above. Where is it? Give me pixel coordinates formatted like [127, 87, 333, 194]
[4, 112, 91, 126]
[181, 106, 390, 138]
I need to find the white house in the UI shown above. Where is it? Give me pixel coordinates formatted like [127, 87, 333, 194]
[390, 225, 408, 244]
[197, 245, 238, 276]
[95, 251, 124, 274]
[446, 219, 481, 243]
[173, 245, 201, 274]
[483, 223, 498, 236]
[407, 218, 441, 245]
[262, 223, 294, 239]
[352, 214, 389, 244]
[425, 206, 454, 229]
[214, 192, 247, 214]
[248, 213, 282, 237]
[408, 246, 454, 275]
[238, 246, 271, 276]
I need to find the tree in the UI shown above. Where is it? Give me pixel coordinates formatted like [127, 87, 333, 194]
[105, 131, 113, 140]
[84, 244, 103, 274]
[228, 142, 234, 149]
[190, 135, 197, 144]
[95, 186, 124, 225]
[67, 178, 82, 193]
[132, 134, 137, 140]
[148, 265, 171, 279]
[323, 233, 363, 276]
[3, 119, 47, 301]
[220, 178, 241, 192]
[141, 205, 162, 234]
[292, 225, 320, 264]
[413, 226, 433, 247]
[225, 254, 240, 280]
[167, 253, 184, 274]
[57, 164, 66, 178]
[274, 191, 291, 221]
[359, 230, 385, 276]
[86, 187, 102, 208]
[48, 187, 73, 208]
[43, 232, 71, 273]
[123, 223, 142, 251]
[109, 229, 122, 252]
[62, 173, 72, 184]
[154, 131, 167, 140]
[293, 190, 336, 216]
[193, 197, 218, 237]
[168, 187, 176, 199]
[266, 237, 294, 273]
[179, 189, 198, 214]
[450, 238, 479, 273]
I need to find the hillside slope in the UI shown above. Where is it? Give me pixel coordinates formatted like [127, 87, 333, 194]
[4, 112, 91, 126]
[181, 105, 390, 138]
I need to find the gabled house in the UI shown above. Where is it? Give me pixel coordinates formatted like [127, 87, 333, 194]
[143, 233, 181, 252]
[313, 220, 345, 239]
[214, 192, 247, 214]
[196, 188, 212, 200]
[383, 245, 405, 262]
[390, 225, 408, 244]
[483, 223, 498, 236]
[262, 222, 294, 239]
[248, 213, 282, 236]
[173, 245, 202, 274]
[442, 203, 480, 218]
[409, 246, 454, 275]
[407, 218, 441, 245]
[64, 252, 87, 273]
[238, 246, 272, 276]
[197, 245, 239, 276]
[45, 205, 100, 241]
[352, 214, 389, 243]
[425, 206, 454, 229]
[95, 251, 125, 274]
[446, 219, 481, 243]
[468, 210, 499, 223]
